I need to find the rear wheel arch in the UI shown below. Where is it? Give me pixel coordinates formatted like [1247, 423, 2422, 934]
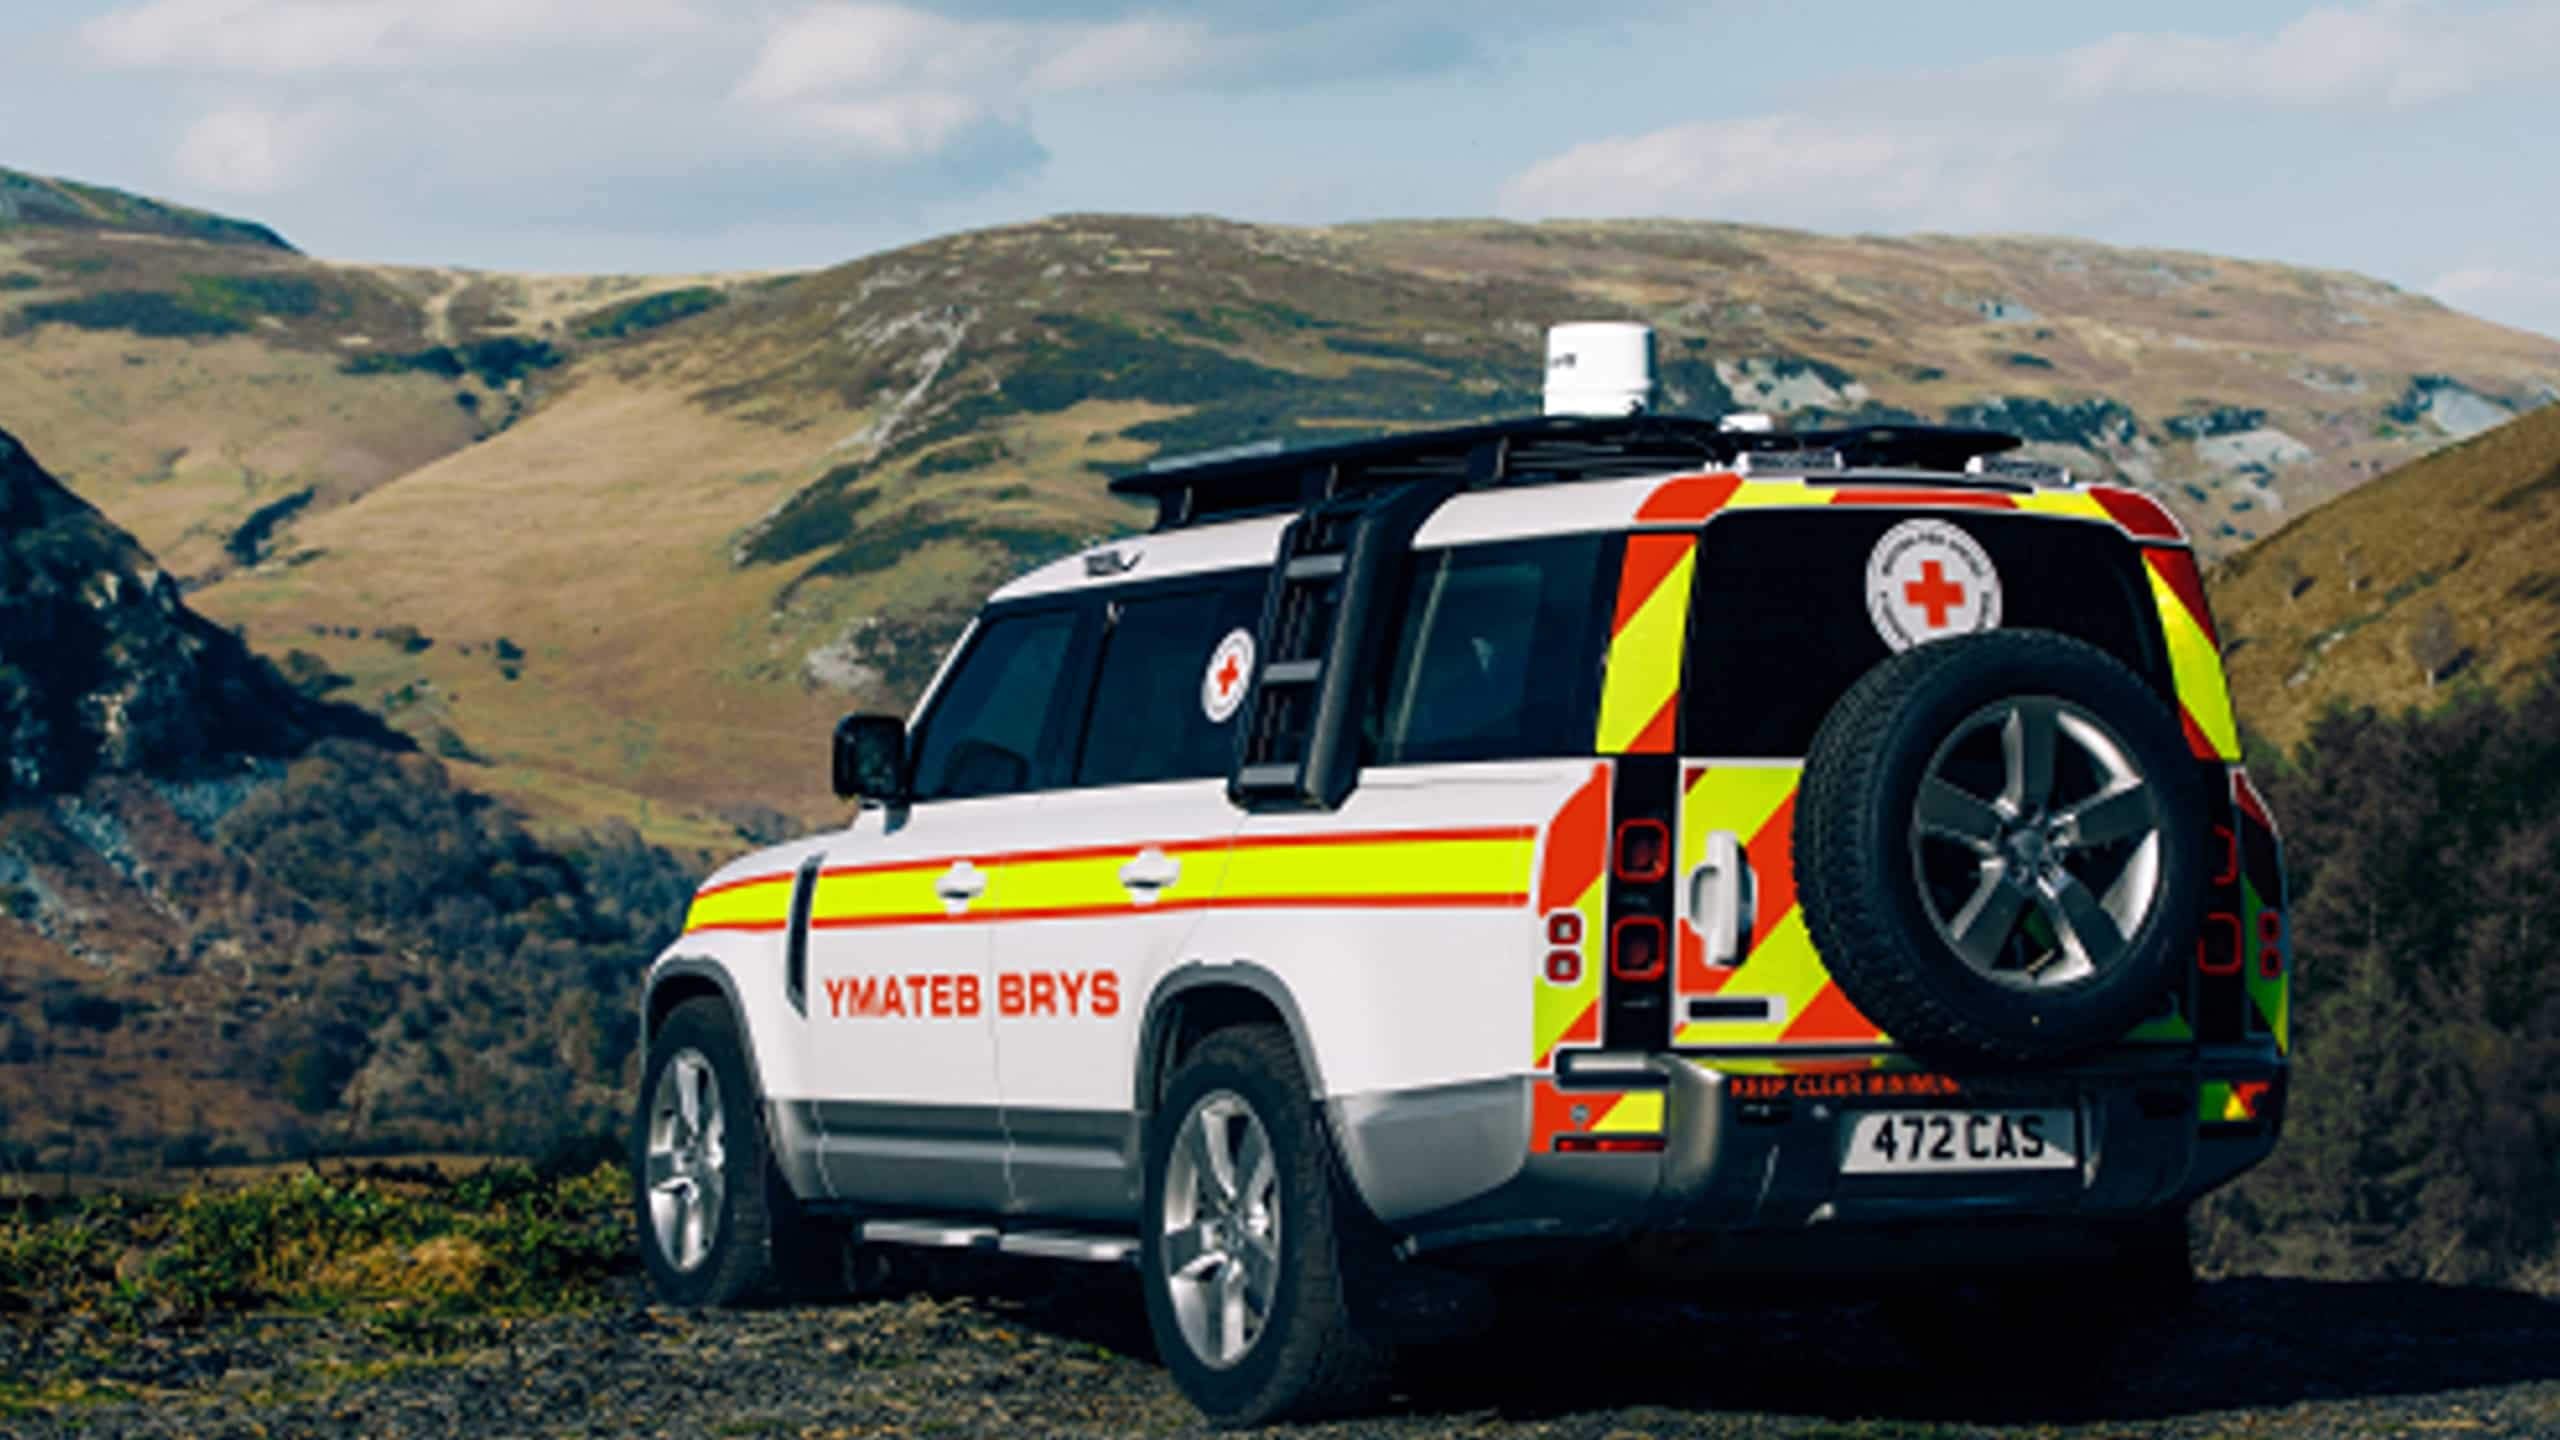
[1136, 963, 1329, 1116]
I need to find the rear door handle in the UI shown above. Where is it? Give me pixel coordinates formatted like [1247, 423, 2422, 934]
[1118, 847, 1181, 902]
[1687, 831, 1756, 967]
[936, 860, 988, 913]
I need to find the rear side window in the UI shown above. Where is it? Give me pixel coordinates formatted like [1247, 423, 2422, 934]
[1368, 535, 1610, 766]
[1075, 578, 1266, 787]
[911, 610, 1080, 800]
[1683, 510, 2168, 758]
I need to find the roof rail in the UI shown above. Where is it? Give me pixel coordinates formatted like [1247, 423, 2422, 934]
[1109, 416, 2026, 531]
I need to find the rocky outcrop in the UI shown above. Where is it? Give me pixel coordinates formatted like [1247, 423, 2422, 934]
[0, 426, 396, 798]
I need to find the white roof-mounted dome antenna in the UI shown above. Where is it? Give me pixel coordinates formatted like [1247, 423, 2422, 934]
[1543, 322, 1655, 418]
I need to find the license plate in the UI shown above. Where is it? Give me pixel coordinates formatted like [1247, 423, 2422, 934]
[1840, 1108, 2077, 1174]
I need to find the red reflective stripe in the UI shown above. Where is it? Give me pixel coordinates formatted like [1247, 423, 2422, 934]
[2144, 546, 2222, 650]
[681, 919, 790, 935]
[1637, 472, 1742, 524]
[1829, 489, 2017, 510]
[1626, 693, 1679, 755]
[1613, 532, 1693, 631]
[2180, 706, 2218, 761]
[1538, 765, 1610, 910]
[1782, 982, 1882, 1043]
[2090, 486, 2186, 541]
[1744, 792, 1798, 952]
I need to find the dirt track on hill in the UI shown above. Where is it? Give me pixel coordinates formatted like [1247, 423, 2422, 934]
[6, 1273, 2558, 1439]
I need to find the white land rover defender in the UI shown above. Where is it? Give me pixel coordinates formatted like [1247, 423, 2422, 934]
[634, 326, 2290, 1424]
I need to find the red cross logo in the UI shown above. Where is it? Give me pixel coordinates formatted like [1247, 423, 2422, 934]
[1904, 559, 1967, 629]
[1214, 650, 1243, 699]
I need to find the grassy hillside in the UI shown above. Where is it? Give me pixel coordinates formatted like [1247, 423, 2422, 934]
[190, 214, 2560, 835]
[2215, 405, 2560, 751]
[8, 170, 2558, 841]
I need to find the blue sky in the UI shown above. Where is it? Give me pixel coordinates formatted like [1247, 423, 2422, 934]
[4, 0, 2555, 338]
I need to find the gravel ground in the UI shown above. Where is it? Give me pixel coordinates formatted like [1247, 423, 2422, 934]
[5, 1271, 2558, 1439]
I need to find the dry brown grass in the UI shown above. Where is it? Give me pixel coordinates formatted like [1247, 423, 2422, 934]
[2216, 406, 2560, 752]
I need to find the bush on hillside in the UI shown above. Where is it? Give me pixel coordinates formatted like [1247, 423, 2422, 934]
[2201, 663, 2560, 1288]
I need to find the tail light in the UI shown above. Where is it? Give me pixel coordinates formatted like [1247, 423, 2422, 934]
[2198, 912, 2242, 975]
[1610, 916, 1666, 982]
[1614, 819, 1669, 882]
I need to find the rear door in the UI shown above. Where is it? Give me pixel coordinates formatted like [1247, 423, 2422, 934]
[1668, 505, 2182, 1054]
[988, 573, 1266, 1220]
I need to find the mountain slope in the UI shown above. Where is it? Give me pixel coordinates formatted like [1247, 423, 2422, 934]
[0, 164, 292, 251]
[0, 426, 685, 1174]
[188, 213, 2560, 834]
[2215, 404, 2560, 752]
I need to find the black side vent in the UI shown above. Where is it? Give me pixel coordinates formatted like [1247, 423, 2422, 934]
[785, 853, 822, 1015]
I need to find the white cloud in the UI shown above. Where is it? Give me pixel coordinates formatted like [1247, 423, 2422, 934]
[2428, 266, 2560, 340]
[1497, 2, 2557, 235]
[86, 0, 703, 75]
[1498, 112, 2060, 233]
[171, 103, 317, 193]
[2055, 2, 2555, 110]
[793, 93, 991, 161]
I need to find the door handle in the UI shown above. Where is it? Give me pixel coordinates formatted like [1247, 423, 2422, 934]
[1687, 831, 1756, 967]
[936, 860, 988, 914]
[1118, 847, 1181, 902]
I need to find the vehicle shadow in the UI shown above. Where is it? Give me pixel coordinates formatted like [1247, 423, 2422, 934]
[1395, 1275, 2560, 1425]
[978, 1269, 2560, 1426]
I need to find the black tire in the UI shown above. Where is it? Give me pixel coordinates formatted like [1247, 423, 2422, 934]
[633, 996, 797, 1307]
[1798, 629, 2208, 1065]
[1140, 1025, 1391, 1426]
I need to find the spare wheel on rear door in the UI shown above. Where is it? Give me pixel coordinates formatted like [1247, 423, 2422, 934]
[1794, 629, 2207, 1066]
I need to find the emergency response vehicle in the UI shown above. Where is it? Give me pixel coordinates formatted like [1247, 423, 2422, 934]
[634, 325, 2290, 1424]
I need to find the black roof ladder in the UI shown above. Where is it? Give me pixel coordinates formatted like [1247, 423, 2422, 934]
[1228, 449, 1487, 809]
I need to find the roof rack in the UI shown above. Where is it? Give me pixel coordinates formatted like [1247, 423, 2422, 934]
[1110, 415, 2026, 531]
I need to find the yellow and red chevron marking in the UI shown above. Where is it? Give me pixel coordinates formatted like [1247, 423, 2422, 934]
[2142, 545, 2239, 761]
[1673, 764, 1887, 1048]
[1594, 533, 1696, 753]
[1530, 1079, 1665, 1151]
[1635, 469, 2139, 533]
[1533, 764, 1610, 1067]
[681, 825, 1535, 936]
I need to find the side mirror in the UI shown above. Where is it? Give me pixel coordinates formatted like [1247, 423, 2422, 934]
[832, 713, 908, 805]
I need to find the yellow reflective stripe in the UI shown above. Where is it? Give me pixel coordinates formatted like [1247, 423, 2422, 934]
[1000, 844, 1227, 915]
[1721, 478, 1818, 509]
[1671, 908, 1826, 1045]
[2244, 876, 2289, 1053]
[1532, 873, 1606, 1063]
[1680, 765, 1796, 869]
[1594, 542, 1694, 752]
[2151, 563, 2239, 759]
[2014, 489, 2112, 522]
[1222, 833, 1535, 903]
[1672, 911, 1816, 1045]
[684, 877, 793, 932]
[809, 864, 949, 925]
[1592, 1091, 1664, 1133]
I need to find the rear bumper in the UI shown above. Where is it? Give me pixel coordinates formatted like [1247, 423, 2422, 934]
[1328, 1048, 2284, 1257]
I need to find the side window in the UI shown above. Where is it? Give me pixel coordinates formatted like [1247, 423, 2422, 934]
[1076, 578, 1265, 787]
[1368, 535, 1609, 766]
[910, 610, 1079, 801]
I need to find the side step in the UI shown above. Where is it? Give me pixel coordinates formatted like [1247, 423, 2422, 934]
[855, 1217, 1139, 1265]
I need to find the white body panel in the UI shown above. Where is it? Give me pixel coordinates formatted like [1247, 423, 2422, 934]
[990, 779, 1240, 1115]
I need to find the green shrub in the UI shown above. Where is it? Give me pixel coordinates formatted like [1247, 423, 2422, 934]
[11, 290, 242, 338]
[579, 286, 725, 340]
